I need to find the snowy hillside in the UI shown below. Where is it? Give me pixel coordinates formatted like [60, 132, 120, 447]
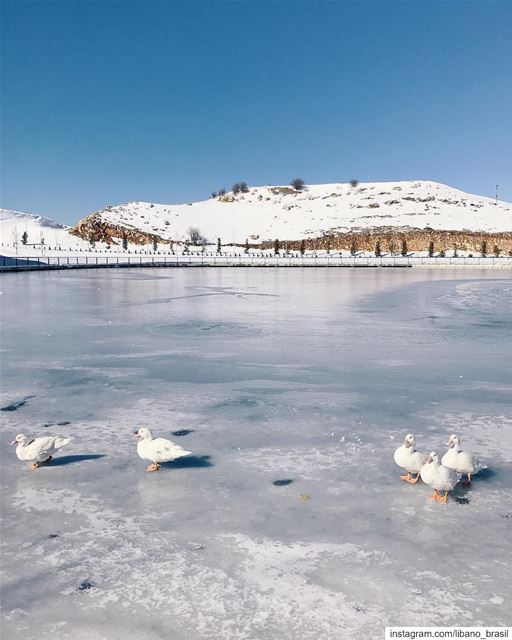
[0, 209, 70, 245]
[1, 181, 511, 257]
[74, 180, 511, 244]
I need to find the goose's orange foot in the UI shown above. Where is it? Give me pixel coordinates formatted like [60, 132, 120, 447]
[400, 473, 420, 484]
[147, 463, 161, 472]
[30, 462, 40, 470]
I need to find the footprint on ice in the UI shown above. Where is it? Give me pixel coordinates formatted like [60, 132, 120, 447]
[171, 429, 194, 437]
[48, 534, 59, 539]
[273, 479, 293, 486]
[76, 581, 93, 592]
[43, 421, 71, 428]
[1, 395, 35, 412]
[454, 496, 470, 504]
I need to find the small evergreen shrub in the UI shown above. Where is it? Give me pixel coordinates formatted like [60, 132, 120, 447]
[290, 178, 305, 191]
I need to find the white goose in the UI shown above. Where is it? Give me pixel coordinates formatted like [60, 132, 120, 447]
[133, 427, 192, 472]
[441, 434, 482, 486]
[420, 451, 459, 503]
[393, 433, 427, 484]
[10, 433, 72, 469]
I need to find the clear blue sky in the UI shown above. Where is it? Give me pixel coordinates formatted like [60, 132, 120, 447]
[1, 0, 511, 225]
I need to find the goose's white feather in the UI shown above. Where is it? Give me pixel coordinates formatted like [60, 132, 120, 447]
[420, 452, 459, 492]
[393, 433, 427, 474]
[135, 427, 191, 464]
[13, 434, 72, 463]
[441, 435, 483, 476]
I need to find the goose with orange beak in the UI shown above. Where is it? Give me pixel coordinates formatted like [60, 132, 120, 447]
[420, 452, 459, 503]
[133, 427, 191, 472]
[441, 434, 482, 487]
[393, 433, 427, 484]
[10, 433, 72, 469]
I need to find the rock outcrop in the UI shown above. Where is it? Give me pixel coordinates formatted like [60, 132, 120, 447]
[262, 228, 512, 255]
[70, 213, 165, 246]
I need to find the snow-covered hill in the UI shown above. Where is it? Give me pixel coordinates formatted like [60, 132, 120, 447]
[72, 180, 511, 245]
[1, 181, 511, 257]
[0, 209, 70, 246]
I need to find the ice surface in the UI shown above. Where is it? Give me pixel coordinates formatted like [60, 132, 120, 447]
[1, 268, 511, 639]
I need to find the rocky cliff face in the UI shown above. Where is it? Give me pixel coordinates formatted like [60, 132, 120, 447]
[70, 211, 512, 255]
[266, 228, 512, 255]
[69, 213, 165, 245]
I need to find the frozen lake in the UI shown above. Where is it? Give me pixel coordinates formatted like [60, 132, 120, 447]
[1, 268, 511, 639]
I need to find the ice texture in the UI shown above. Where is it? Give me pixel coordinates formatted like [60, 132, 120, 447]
[1, 268, 511, 639]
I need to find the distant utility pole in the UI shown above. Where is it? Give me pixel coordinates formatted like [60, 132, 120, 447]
[495, 184, 499, 204]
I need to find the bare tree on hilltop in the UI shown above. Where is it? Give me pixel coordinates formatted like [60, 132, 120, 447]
[290, 178, 305, 191]
[349, 178, 359, 188]
[21, 231, 28, 245]
[233, 182, 250, 195]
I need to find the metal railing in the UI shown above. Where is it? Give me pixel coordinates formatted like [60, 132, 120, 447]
[1, 254, 512, 271]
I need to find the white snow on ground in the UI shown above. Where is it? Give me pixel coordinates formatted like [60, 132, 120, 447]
[1, 268, 511, 639]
